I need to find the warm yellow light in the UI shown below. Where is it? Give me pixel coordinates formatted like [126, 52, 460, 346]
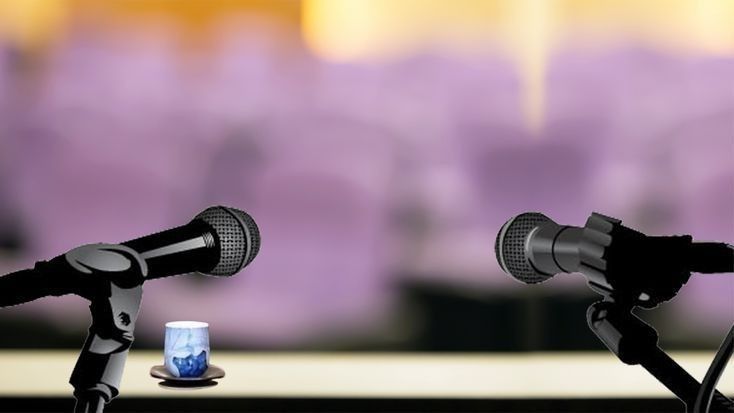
[555, 0, 734, 55]
[689, 0, 734, 55]
[2, 0, 732, 132]
[502, 0, 556, 133]
[0, 0, 68, 50]
[302, 0, 504, 61]
[302, 0, 384, 60]
[302, 0, 734, 132]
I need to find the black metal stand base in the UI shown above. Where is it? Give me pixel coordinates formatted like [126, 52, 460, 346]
[587, 300, 734, 412]
[73, 391, 106, 413]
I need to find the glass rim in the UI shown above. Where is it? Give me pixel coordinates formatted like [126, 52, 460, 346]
[165, 321, 209, 329]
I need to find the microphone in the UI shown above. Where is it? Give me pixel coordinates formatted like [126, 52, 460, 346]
[495, 212, 733, 307]
[68, 205, 260, 411]
[496, 212, 734, 412]
[121, 205, 261, 279]
[0, 205, 261, 412]
[0, 206, 261, 308]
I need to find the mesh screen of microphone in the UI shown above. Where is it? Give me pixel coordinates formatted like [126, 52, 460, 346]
[495, 212, 553, 284]
[194, 206, 261, 276]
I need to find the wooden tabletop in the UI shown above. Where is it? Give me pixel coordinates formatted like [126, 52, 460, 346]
[0, 351, 731, 399]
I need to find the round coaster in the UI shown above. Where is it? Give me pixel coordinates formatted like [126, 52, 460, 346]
[157, 379, 219, 390]
[150, 364, 225, 389]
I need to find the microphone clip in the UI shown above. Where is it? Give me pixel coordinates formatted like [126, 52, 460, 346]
[580, 213, 692, 308]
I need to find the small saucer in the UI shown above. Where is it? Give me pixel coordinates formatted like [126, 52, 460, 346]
[150, 365, 225, 389]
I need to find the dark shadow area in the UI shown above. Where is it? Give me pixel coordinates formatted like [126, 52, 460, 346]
[0, 396, 689, 413]
[0, 281, 698, 351]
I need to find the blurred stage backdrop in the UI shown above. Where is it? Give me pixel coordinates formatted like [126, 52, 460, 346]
[0, 0, 731, 352]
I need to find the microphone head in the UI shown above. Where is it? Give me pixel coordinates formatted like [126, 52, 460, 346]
[495, 212, 554, 284]
[193, 206, 261, 276]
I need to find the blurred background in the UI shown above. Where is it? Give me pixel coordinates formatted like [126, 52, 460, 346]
[0, 0, 731, 352]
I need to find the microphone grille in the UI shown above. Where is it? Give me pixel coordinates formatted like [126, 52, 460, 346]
[495, 212, 552, 284]
[194, 206, 261, 276]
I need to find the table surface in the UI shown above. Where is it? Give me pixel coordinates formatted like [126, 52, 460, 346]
[0, 350, 731, 399]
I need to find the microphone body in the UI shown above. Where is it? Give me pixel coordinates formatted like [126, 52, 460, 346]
[123, 205, 260, 280]
[122, 220, 218, 280]
[496, 212, 733, 307]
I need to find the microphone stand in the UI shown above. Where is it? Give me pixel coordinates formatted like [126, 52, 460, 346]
[74, 392, 106, 413]
[70, 279, 143, 413]
[587, 298, 734, 412]
[0, 252, 143, 413]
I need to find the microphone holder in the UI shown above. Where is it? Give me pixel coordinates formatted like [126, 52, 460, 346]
[587, 297, 734, 412]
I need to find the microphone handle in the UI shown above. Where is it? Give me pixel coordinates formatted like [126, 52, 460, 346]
[0, 219, 221, 308]
[121, 220, 220, 280]
[0, 262, 70, 307]
[690, 243, 734, 274]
